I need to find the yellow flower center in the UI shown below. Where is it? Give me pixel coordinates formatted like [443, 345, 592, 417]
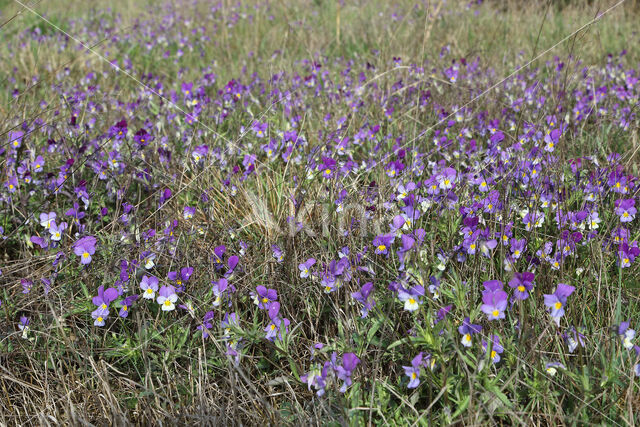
[164, 300, 172, 307]
[82, 252, 89, 259]
[490, 350, 497, 360]
[377, 245, 386, 252]
[554, 302, 562, 310]
[492, 309, 499, 317]
[408, 298, 416, 305]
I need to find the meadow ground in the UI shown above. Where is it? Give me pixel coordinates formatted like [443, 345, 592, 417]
[1, 0, 640, 425]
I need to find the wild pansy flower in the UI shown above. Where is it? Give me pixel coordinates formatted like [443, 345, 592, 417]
[373, 234, 394, 255]
[119, 294, 138, 318]
[618, 321, 636, 350]
[271, 244, 284, 263]
[402, 352, 425, 388]
[436, 167, 456, 190]
[482, 334, 504, 364]
[458, 317, 482, 347]
[18, 316, 30, 338]
[252, 121, 268, 138]
[212, 278, 235, 307]
[615, 199, 636, 223]
[183, 206, 196, 220]
[49, 221, 67, 241]
[563, 326, 586, 353]
[140, 275, 159, 299]
[221, 312, 239, 339]
[168, 267, 193, 292]
[73, 236, 97, 265]
[298, 258, 316, 278]
[618, 242, 640, 268]
[9, 130, 24, 149]
[157, 285, 178, 311]
[264, 302, 290, 342]
[334, 352, 360, 393]
[92, 285, 118, 313]
[197, 311, 215, 339]
[398, 285, 425, 312]
[192, 144, 208, 163]
[510, 238, 526, 259]
[545, 361, 566, 376]
[213, 245, 226, 269]
[141, 251, 156, 269]
[544, 283, 575, 326]
[508, 272, 535, 300]
[40, 212, 56, 229]
[351, 282, 375, 318]
[21, 279, 32, 294]
[253, 285, 277, 309]
[481, 280, 508, 321]
[300, 363, 330, 397]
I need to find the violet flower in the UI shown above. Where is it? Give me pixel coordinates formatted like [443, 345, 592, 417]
[73, 236, 97, 265]
[543, 283, 575, 326]
[458, 317, 482, 347]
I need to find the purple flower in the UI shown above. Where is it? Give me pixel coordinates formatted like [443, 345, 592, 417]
[92, 308, 107, 327]
[481, 289, 508, 321]
[264, 302, 290, 342]
[140, 275, 159, 299]
[252, 121, 268, 138]
[373, 234, 395, 255]
[271, 244, 284, 263]
[39, 212, 57, 229]
[197, 311, 215, 338]
[119, 294, 138, 318]
[402, 353, 425, 388]
[436, 167, 457, 190]
[92, 285, 118, 311]
[563, 326, 586, 353]
[254, 285, 277, 309]
[157, 285, 178, 311]
[398, 285, 425, 312]
[30, 236, 48, 249]
[335, 352, 360, 393]
[351, 282, 375, 318]
[458, 317, 482, 347]
[510, 238, 526, 259]
[543, 283, 575, 326]
[212, 278, 232, 307]
[482, 334, 504, 364]
[508, 272, 535, 300]
[168, 267, 193, 292]
[183, 206, 196, 220]
[9, 130, 24, 149]
[615, 199, 636, 223]
[298, 258, 316, 278]
[618, 321, 636, 350]
[49, 221, 67, 241]
[73, 236, 97, 265]
[545, 361, 566, 376]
